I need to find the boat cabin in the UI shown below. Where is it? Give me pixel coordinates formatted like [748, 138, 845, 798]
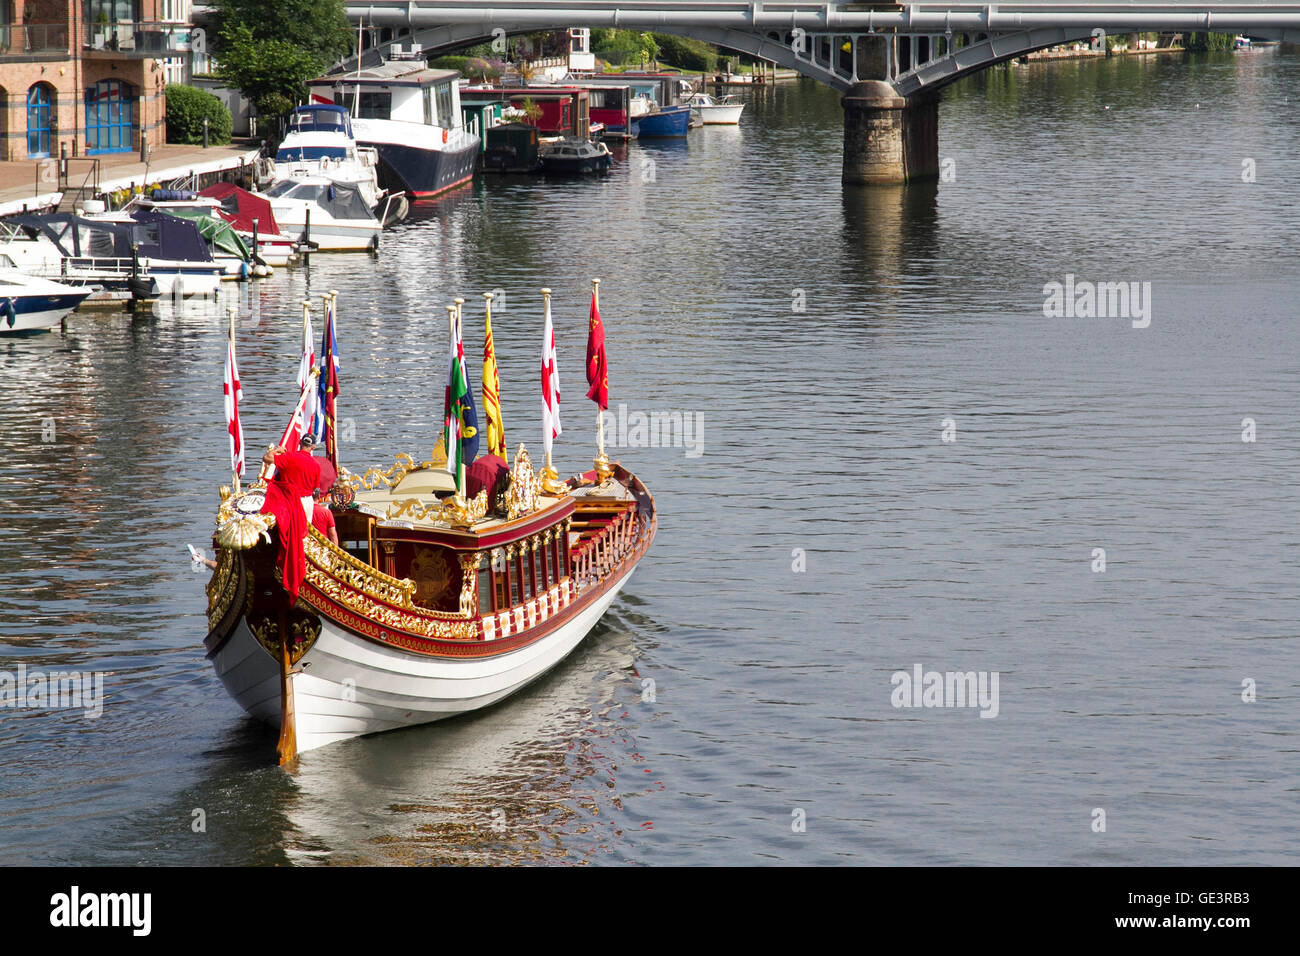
[275, 105, 357, 162]
[318, 450, 644, 640]
[461, 87, 591, 139]
[310, 64, 466, 133]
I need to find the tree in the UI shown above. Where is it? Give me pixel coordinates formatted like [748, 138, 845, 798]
[215, 23, 322, 118]
[211, 0, 353, 71]
[211, 0, 353, 121]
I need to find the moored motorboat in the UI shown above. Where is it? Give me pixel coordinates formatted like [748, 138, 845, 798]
[3, 212, 219, 298]
[309, 58, 480, 200]
[0, 270, 92, 333]
[538, 136, 612, 175]
[204, 285, 655, 761]
[687, 92, 746, 125]
[198, 183, 299, 267]
[259, 176, 394, 252]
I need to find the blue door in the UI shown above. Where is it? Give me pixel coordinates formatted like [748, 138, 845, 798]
[85, 79, 134, 154]
[27, 84, 53, 158]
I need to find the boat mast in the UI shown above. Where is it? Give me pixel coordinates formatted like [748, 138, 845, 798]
[353, 18, 363, 117]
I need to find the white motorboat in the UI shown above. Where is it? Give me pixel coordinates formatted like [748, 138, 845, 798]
[0, 270, 92, 333]
[1, 213, 220, 299]
[272, 104, 387, 212]
[260, 176, 397, 252]
[687, 92, 745, 125]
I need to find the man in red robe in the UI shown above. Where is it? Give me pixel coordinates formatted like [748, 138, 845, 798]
[260, 437, 323, 601]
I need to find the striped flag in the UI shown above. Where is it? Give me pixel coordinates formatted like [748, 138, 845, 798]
[224, 322, 245, 477]
[443, 307, 479, 483]
[482, 295, 506, 459]
[541, 293, 562, 458]
[315, 298, 340, 470]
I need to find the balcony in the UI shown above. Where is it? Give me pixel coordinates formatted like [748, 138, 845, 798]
[0, 24, 73, 59]
[83, 22, 191, 56]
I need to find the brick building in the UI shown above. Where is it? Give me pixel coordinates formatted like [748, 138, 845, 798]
[0, 1, 193, 162]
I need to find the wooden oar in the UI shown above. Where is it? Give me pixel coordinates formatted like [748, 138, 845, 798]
[275, 608, 298, 765]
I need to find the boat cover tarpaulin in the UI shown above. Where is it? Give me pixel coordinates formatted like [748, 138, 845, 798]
[199, 183, 284, 237]
[12, 213, 214, 263]
[141, 208, 251, 262]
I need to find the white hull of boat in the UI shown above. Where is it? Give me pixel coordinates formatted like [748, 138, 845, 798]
[695, 105, 745, 124]
[141, 261, 223, 296]
[270, 208, 381, 251]
[0, 271, 92, 332]
[210, 569, 634, 755]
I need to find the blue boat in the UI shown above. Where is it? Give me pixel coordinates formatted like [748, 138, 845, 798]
[636, 105, 691, 138]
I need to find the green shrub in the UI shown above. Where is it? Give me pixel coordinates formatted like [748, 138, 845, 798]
[429, 55, 471, 73]
[165, 84, 233, 145]
[650, 34, 718, 72]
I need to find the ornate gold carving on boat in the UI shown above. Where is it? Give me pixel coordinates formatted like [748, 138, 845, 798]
[249, 609, 321, 665]
[386, 488, 489, 525]
[305, 532, 417, 607]
[300, 532, 480, 641]
[206, 547, 239, 629]
[338, 447, 453, 493]
[506, 444, 541, 519]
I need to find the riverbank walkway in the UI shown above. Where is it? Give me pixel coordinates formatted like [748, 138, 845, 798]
[0, 139, 263, 218]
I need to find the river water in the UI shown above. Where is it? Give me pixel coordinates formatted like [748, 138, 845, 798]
[1, 50, 1297, 866]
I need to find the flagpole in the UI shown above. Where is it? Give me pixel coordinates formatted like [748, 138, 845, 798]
[228, 304, 241, 496]
[592, 277, 607, 459]
[326, 291, 340, 473]
[445, 303, 463, 500]
[453, 297, 467, 498]
[540, 286, 565, 495]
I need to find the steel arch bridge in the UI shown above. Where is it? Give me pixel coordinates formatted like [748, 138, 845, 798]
[339, 2, 1300, 182]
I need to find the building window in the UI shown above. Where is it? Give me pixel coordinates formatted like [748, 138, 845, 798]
[26, 84, 55, 159]
[85, 79, 134, 153]
[84, 0, 137, 23]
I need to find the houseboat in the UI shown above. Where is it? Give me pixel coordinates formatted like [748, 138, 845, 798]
[310, 58, 480, 200]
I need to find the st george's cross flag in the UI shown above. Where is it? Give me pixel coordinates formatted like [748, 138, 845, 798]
[541, 294, 562, 458]
[224, 322, 245, 477]
[298, 306, 320, 442]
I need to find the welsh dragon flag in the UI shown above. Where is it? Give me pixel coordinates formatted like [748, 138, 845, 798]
[443, 308, 480, 485]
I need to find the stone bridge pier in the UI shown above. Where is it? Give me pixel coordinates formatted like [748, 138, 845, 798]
[841, 36, 938, 186]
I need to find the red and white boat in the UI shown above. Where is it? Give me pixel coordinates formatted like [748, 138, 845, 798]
[203, 290, 655, 762]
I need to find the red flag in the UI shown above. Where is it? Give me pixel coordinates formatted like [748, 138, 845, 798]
[224, 326, 245, 477]
[584, 290, 608, 410]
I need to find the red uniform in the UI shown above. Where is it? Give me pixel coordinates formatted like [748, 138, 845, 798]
[312, 503, 336, 539]
[259, 449, 322, 601]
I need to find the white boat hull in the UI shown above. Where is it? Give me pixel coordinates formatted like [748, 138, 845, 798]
[210, 568, 634, 755]
[694, 105, 745, 124]
[140, 261, 223, 296]
[0, 271, 91, 333]
[269, 208, 381, 251]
